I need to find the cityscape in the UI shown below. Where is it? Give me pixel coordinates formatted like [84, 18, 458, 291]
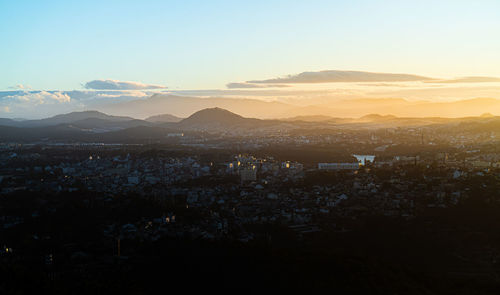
[2, 0, 500, 294]
[2, 108, 500, 293]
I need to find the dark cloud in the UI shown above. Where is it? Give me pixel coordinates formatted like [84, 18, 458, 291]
[84, 79, 167, 90]
[247, 70, 434, 84]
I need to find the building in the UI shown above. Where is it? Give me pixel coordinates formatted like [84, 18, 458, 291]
[353, 154, 375, 166]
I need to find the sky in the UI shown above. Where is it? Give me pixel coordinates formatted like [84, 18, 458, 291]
[2, 0, 500, 118]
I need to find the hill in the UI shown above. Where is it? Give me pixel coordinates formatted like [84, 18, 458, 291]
[94, 94, 500, 119]
[1, 108, 500, 142]
[0, 111, 137, 128]
[177, 107, 271, 131]
[145, 113, 183, 123]
[356, 114, 397, 122]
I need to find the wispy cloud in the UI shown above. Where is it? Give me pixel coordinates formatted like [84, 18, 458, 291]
[226, 83, 265, 89]
[226, 82, 291, 89]
[247, 70, 434, 84]
[8, 84, 32, 90]
[84, 79, 167, 90]
[94, 91, 150, 98]
[356, 83, 412, 87]
[427, 76, 500, 83]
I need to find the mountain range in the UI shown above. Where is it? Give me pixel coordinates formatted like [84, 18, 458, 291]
[93, 95, 500, 119]
[0, 107, 499, 142]
[145, 114, 183, 123]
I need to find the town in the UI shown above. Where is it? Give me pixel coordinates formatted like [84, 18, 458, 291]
[1, 124, 500, 293]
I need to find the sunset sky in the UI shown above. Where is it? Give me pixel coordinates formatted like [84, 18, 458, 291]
[2, 0, 500, 118]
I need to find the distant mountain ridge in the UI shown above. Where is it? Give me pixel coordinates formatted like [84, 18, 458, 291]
[94, 94, 500, 119]
[357, 114, 397, 122]
[96, 94, 297, 119]
[0, 107, 499, 142]
[145, 113, 183, 123]
[0, 111, 137, 128]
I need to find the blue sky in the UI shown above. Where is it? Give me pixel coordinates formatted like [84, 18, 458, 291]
[2, 1, 500, 119]
[2, 0, 500, 91]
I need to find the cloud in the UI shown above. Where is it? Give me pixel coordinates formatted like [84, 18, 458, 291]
[94, 91, 150, 98]
[0, 91, 74, 119]
[226, 82, 291, 89]
[226, 83, 264, 89]
[427, 76, 500, 83]
[8, 84, 32, 90]
[0, 90, 167, 119]
[247, 70, 434, 84]
[84, 79, 167, 90]
[7, 91, 71, 104]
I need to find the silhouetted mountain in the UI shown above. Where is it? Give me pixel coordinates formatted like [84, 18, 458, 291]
[480, 112, 495, 118]
[177, 107, 271, 130]
[0, 111, 136, 128]
[96, 94, 296, 119]
[311, 98, 500, 118]
[282, 115, 338, 122]
[2, 108, 500, 142]
[145, 113, 183, 123]
[357, 114, 397, 122]
[29, 110, 135, 126]
[181, 107, 247, 124]
[94, 94, 500, 119]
